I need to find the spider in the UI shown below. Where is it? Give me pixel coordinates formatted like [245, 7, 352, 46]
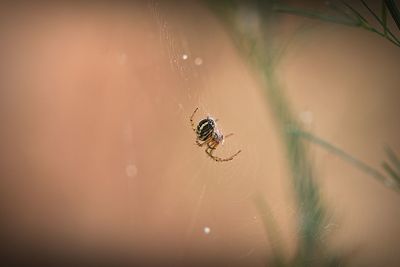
[190, 107, 241, 162]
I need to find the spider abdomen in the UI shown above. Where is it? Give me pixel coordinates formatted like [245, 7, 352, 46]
[196, 118, 215, 141]
[190, 107, 241, 162]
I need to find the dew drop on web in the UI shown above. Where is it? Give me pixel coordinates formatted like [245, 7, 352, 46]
[126, 164, 138, 178]
[203, 226, 211, 235]
[194, 57, 203, 66]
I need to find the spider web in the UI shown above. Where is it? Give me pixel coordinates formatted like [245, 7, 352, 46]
[116, 1, 400, 265]
[145, 1, 276, 261]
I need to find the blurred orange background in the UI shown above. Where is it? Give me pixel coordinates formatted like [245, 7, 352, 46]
[0, 1, 400, 266]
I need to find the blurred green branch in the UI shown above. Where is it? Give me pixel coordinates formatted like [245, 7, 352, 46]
[385, 0, 400, 30]
[274, 1, 400, 48]
[205, 0, 399, 266]
[273, 4, 358, 26]
[273, 0, 400, 193]
[253, 194, 286, 267]
[290, 129, 400, 193]
[205, 1, 339, 266]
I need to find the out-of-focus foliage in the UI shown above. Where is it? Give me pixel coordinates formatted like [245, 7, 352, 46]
[204, 0, 400, 266]
[274, 0, 400, 47]
[205, 1, 345, 266]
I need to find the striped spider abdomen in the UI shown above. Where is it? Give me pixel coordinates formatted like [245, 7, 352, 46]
[196, 118, 215, 141]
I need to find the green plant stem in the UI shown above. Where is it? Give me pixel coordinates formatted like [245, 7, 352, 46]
[273, 5, 358, 26]
[381, 0, 388, 36]
[253, 194, 286, 267]
[291, 129, 400, 192]
[205, 1, 347, 265]
[385, 0, 400, 30]
[275, 1, 400, 48]
[359, 0, 400, 45]
[385, 146, 400, 173]
[382, 162, 400, 183]
[361, 23, 400, 47]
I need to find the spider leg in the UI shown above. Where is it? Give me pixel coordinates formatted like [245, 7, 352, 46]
[190, 107, 199, 133]
[196, 140, 206, 147]
[225, 133, 234, 139]
[196, 135, 213, 147]
[206, 147, 242, 162]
